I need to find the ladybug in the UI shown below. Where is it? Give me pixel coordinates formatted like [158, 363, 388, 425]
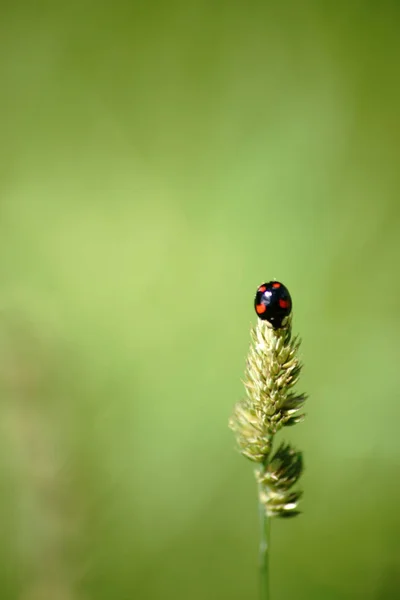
[254, 281, 292, 328]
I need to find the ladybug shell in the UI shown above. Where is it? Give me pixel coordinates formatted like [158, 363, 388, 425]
[254, 281, 292, 328]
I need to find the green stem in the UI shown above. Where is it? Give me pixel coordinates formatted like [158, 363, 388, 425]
[258, 481, 270, 600]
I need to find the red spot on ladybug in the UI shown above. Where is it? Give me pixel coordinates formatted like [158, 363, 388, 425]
[254, 281, 292, 328]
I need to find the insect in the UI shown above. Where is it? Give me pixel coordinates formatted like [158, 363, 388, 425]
[254, 281, 292, 328]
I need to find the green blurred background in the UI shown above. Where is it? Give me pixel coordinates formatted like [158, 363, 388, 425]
[0, 1, 399, 599]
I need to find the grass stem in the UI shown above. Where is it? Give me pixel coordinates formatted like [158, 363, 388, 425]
[258, 480, 270, 600]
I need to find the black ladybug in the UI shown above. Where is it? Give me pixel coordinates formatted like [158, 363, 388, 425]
[254, 281, 292, 328]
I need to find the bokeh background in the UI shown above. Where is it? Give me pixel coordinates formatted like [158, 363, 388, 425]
[0, 1, 399, 599]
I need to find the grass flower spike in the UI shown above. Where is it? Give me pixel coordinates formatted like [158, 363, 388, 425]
[229, 281, 307, 598]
